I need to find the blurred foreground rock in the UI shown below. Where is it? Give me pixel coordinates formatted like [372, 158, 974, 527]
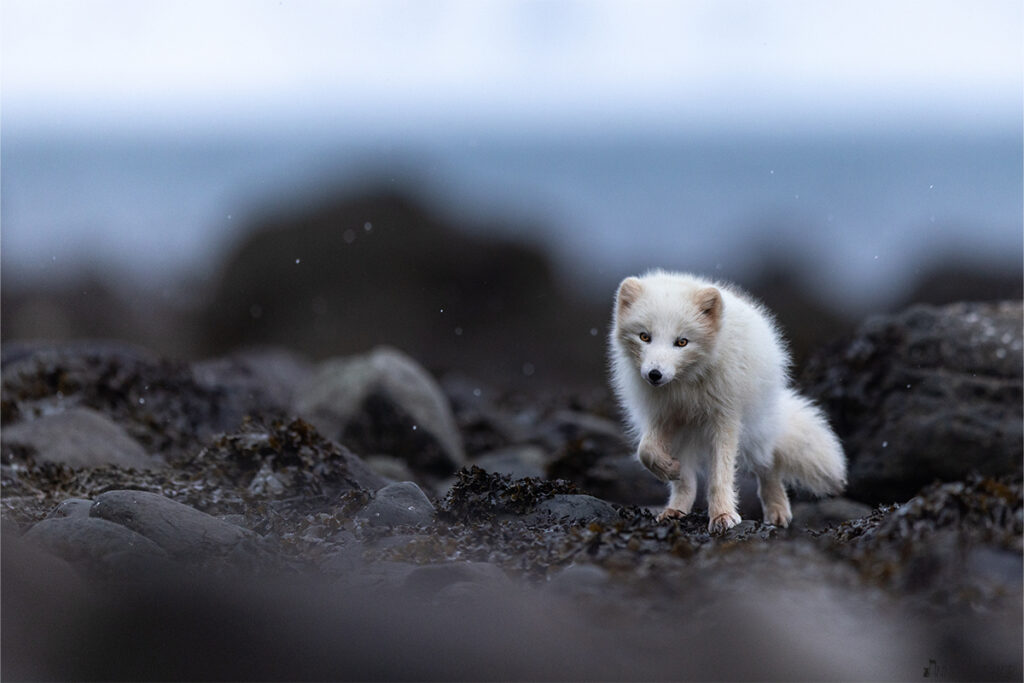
[3, 301, 1022, 680]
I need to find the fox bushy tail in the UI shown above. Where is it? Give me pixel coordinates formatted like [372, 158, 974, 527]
[773, 389, 846, 496]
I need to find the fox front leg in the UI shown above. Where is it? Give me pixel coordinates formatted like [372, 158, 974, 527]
[637, 430, 680, 482]
[657, 464, 697, 522]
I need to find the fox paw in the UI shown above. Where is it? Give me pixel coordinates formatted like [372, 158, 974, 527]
[708, 511, 742, 534]
[763, 504, 792, 528]
[656, 508, 686, 522]
[638, 450, 680, 481]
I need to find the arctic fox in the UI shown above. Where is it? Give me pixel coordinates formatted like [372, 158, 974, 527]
[609, 270, 846, 533]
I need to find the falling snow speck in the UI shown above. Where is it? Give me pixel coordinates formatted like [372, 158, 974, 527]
[412, 425, 418, 431]
[589, 328, 598, 336]
[139, 398, 146, 405]
[343, 229, 356, 244]
[454, 327, 463, 336]
[364, 222, 373, 232]
[882, 441, 888, 448]
[473, 388, 482, 397]
[295, 258, 301, 264]
[522, 362, 535, 377]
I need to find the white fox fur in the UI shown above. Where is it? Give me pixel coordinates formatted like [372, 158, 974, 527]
[609, 270, 846, 533]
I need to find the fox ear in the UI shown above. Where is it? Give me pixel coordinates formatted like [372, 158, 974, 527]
[694, 286, 723, 330]
[616, 277, 643, 313]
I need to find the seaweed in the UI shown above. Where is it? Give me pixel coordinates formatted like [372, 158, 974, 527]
[438, 466, 580, 522]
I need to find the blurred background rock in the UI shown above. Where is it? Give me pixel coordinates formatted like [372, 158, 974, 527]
[2, 1, 1021, 389]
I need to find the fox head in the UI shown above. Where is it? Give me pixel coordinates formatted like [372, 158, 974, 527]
[613, 274, 723, 387]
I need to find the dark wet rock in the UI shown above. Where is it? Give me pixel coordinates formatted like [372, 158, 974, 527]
[356, 482, 436, 528]
[471, 445, 546, 480]
[803, 301, 1023, 504]
[1, 408, 159, 470]
[1, 342, 247, 459]
[295, 347, 465, 475]
[192, 347, 314, 418]
[540, 410, 667, 506]
[0, 417, 382, 530]
[90, 490, 253, 560]
[187, 417, 387, 508]
[820, 476, 1022, 609]
[709, 519, 781, 542]
[791, 497, 873, 530]
[47, 498, 94, 519]
[23, 516, 170, 577]
[555, 450, 668, 506]
[531, 410, 629, 454]
[521, 494, 621, 526]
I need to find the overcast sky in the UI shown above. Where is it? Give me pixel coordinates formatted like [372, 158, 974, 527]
[3, 0, 1021, 133]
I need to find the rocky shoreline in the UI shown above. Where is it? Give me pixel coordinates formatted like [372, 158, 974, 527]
[3, 301, 1021, 680]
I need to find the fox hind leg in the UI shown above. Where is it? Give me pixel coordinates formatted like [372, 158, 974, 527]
[756, 464, 792, 527]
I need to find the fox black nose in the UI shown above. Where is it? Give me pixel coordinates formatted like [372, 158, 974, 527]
[647, 369, 662, 383]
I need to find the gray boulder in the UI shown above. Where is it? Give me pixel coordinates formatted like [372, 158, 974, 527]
[23, 516, 170, 577]
[90, 490, 252, 559]
[47, 498, 94, 519]
[295, 347, 465, 474]
[803, 301, 1023, 504]
[1, 408, 158, 470]
[357, 481, 436, 528]
[521, 494, 621, 526]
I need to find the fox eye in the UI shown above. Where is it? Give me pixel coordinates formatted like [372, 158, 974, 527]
[638, 332, 651, 343]
[675, 338, 689, 348]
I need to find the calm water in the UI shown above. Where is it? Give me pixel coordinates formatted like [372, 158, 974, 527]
[2, 127, 1020, 308]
